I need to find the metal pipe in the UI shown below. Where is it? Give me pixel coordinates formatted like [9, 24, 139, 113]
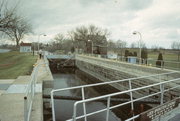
[160, 84, 164, 104]
[24, 62, 48, 121]
[51, 91, 56, 121]
[129, 79, 134, 120]
[71, 78, 179, 105]
[106, 96, 111, 121]
[67, 80, 180, 121]
[24, 96, 27, 121]
[133, 31, 142, 64]
[81, 87, 87, 121]
[52, 71, 177, 93]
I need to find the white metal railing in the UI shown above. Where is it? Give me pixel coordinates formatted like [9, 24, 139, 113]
[50, 72, 180, 121]
[24, 57, 50, 121]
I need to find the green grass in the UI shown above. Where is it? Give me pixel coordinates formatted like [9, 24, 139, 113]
[148, 52, 178, 61]
[0, 51, 37, 79]
[147, 51, 180, 70]
[125, 48, 180, 70]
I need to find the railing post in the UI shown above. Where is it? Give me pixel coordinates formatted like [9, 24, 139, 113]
[106, 96, 111, 121]
[161, 60, 163, 69]
[24, 96, 27, 121]
[81, 87, 87, 121]
[160, 83, 164, 105]
[51, 91, 56, 121]
[128, 79, 134, 120]
[31, 80, 33, 100]
[72, 103, 77, 121]
[158, 83, 164, 121]
[33, 70, 35, 97]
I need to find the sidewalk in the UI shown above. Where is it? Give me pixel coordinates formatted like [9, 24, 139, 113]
[0, 58, 53, 121]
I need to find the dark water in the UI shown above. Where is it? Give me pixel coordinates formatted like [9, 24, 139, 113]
[53, 71, 121, 121]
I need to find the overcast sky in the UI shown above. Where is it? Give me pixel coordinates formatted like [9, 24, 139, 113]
[6, 0, 180, 48]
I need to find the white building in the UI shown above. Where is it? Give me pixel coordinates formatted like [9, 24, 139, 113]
[107, 51, 118, 59]
[20, 42, 32, 52]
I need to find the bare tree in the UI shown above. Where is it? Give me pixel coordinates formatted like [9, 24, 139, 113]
[54, 33, 65, 43]
[0, 0, 18, 30]
[69, 24, 110, 52]
[116, 39, 127, 58]
[0, 0, 32, 47]
[171, 40, 180, 61]
[53, 33, 65, 49]
[107, 40, 116, 51]
[130, 42, 137, 48]
[2, 17, 32, 46]
[131, 41, 146, 49]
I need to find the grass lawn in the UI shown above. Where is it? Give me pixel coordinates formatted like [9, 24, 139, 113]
[148, 52, 178, 61]
[124, 48, 180, 70]
[0, 51, 38, 79]
[147, 51, 180, 70]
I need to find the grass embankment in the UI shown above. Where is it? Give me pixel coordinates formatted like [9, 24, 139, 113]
[0, 51, 37, 79]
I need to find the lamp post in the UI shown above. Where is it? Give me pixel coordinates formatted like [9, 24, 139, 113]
[133, 31, 142, 64]
[38, 34, 46, 52]
[88, 40, 93, 54]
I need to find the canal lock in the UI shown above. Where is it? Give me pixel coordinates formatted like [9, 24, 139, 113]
[42, 58, 152, 121]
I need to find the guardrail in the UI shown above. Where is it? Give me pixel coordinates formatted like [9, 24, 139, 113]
[24, 57, 50, 121]
[50, 72, 180, 121]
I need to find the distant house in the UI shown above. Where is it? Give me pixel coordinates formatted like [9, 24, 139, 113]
[127, 56, 137, 64]
[107, 51, 118, 59]
[20, 42, 32, 52]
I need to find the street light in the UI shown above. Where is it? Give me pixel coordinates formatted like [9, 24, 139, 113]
[88, 40, 93, 54]
[38, 34, 46, 52]
[133, 31, 142, 64]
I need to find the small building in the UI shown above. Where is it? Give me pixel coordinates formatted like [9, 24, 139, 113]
[127, 56, 137, 64]
[20, 42, 32, 53]
[107, 51, 118, 59]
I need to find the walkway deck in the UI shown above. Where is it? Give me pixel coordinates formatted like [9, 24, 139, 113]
[0, 59, 53, 121]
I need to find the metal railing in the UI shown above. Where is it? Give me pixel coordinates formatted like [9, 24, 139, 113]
[50, 72, 180, 121]
[24, 57, 50, 121]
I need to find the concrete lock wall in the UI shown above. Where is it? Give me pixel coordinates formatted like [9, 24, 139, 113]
[75, 55, 180, 100]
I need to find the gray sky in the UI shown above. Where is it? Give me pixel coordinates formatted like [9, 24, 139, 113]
[7, 0, 180, 48]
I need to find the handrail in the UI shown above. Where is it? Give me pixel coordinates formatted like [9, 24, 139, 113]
[24, 57, 50, 121]
[50, 72, 180, 121]
[51, 71, 178, 93]
[68, 78, 180, 121]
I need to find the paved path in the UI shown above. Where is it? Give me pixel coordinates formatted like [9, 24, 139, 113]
[0, 58, 53, 121]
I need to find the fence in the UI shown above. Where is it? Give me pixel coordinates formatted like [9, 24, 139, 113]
[50, 71, 180, 121]
[24, 56, 50, 121]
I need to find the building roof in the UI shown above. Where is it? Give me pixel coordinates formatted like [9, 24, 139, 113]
[20, 42, 31, 46]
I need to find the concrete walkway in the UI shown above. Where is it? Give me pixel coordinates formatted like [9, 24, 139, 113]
[0, 58, 53, 121]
